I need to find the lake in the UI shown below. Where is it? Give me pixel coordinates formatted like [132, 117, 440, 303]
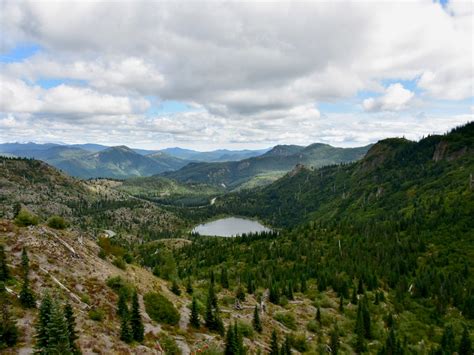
[192, 217, 271, 237]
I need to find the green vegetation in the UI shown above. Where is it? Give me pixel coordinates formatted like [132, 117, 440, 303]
[14, 208, 39, 227]
[143, 292, 180, 326]
[47, 215, 68, 229]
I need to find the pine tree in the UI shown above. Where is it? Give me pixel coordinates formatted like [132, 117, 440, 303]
[458, 325, 472, 355]
[354, 303, 366, 353]
[246, 277, 255, 294]
[117, 290, 128, 319]
[120, 314, 132, 343]
[0, 300, 19, 347]
[19, 247, 36, 309]
[252, 305, 262, 333]
[225, 323, 237, 355]
[316, 306, 321, 324]
[64, 302, 80, 354]
[269, 283, 279, 305]
[357, 278, 364, 295]
[0, 245, 10, 281]
[270, 330, 279, 355]
[440, 325, 455, 354]
[46, 300, 72, 354]
[205, 279, 223, 333]
[339, 295, 344, 313]
[221, 268, 229, 289]
[130, 291, 144, 342]
[205, 294, 216, 330]
[236, 286, 245, 301]
[282, 335, 291, 355]
[186, 278, 193, 294]
[190, 297, 200, 329]
[362, 298, 372, 339]
[171, 280, 181, 296]
[330, 324, 340, 355]
[35, 293, 53, 351]
[351, 287, 358, 305]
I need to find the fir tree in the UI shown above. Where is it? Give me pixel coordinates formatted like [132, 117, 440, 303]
[269, 283, 280, 305]
[458, 325, 472, 355]
[236, 286, 245, 301]
[19, 247, 36, 309]
[330, 324, 340, 355]
[64, 302, 80, 354]
[35, 293, 53, 351]
[120, 314, 132, 343]
[440, 325, 456, 354]
[130, 291, 144, 342]
[282, 335, 291, 355]
[252, 305, 262, 333]
[117, 290, 128, 319]
[300, 277, 307, 294]
[225, 323, 238, 355]
[362, 298, 372, 339]
[316, 306, 321, 324]
[246, 277, 255, 294]
[190, 297, 200, 329]
[46, 300, 72, 354]
[270, 330, 279, 355]
[0, 300, 19, 348]
[221, 268, 229, 289]
[357, 278, 364, 295]
[354, 303, 366, 353]
[186, 278, 193, 294]
[378, 328, 403, 355]
[339, 295, 344, 313]
[171, 280, 181, 296]
[0, 245, 10, 282]
[351, 287, 358, 305]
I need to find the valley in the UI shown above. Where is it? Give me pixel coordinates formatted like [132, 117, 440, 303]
[0, 123, 473, 354]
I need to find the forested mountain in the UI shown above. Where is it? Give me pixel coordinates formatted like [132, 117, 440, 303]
[163, 143, 372, 189]
[0, 123, 472, 354]
[160, 147, 269, 162]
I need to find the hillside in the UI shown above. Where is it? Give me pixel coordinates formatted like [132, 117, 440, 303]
[163, 143, 371, 189]
[160, 147, 269, 162]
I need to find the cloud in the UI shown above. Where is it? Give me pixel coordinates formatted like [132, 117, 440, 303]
[0, 75, 149, 116]
[363, 84, 415, 112]
[0, 0, 472, 148]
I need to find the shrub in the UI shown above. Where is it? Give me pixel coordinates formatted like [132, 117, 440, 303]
[143, 292, 180, 325]
[106, 276, 134, 299]
[274, 312, 297, 330]
[14, 208, 39, 227]
[112, 257, 127, 270]
[237, 321, 254, 338]
[47, 215, 67, 229]
[88, 308, 104, 321]
[289, 333, 309, 352]
[159, 334, 180, 355]
[307, 320, 319, 333]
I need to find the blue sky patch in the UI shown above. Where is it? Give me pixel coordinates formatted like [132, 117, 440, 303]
[0, 43, 41, 63]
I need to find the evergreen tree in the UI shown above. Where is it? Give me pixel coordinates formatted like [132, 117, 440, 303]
[225, 323, 238, 355]
[378, 328, 403, 355]
[300, 277, 307, 293]
[339, 295, 344, 313]
[64, 302, 80, 354]
[330, 324, 340, 355]
[130, 291, 144, 342]
[0, 245, 10, 282]
[252, 305, 262, 333]
[440, 325, 455, 354]
[246, 277, 255, 294]
[354, 303, 366, 353]
[190, 297, 200, 329]
[316, 306, 321, 324]
[362, 298, 372, 339]
[269, 283, 279, 304]
[35, 293, 53, 351]
[357, 279, 364, 295]
[236, 286, 246, 301]
[46, 300, 72, 354]
[117, 290, 128, 319]
[282, 335, 291, 355]
[458, 325, 472, 355]
[186, 278, 193, 294]
[205, 279, 223, 334]
[0, 300, 19, 348]
[221, 268, 229, 289]
[120, 314, 132, 343]
[19, 247, 36, 309]
[171, 280, 181, 296]
[351, 287, 358, 305]
[270, 330, 279, 355]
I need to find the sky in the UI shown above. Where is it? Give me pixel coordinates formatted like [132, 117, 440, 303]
[0, 0, 472, 150]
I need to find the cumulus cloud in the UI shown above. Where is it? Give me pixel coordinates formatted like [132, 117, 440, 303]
[363, 84, 415, 112]
[0, 0, 472, 147]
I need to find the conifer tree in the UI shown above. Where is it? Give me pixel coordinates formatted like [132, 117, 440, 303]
[221, 268, 229, 289]
[440, 325, 455, 354]
[252, 305, 262, 333]
[351, 287, 358, 305]
[130, 291, 144, 342]
[246, 277, 255, 294]
[316, 306, 321, 324]
[362, 298, 372, 339]
[64, 302, 80, 354]
[120, 314, 132, 343]
[190, 297, 200, 329]
[354, 303, 366, 353]
[19, 247, 36, 308]
[236, 286, 245, 301]
[458, 325, 472, 355]
[300, 277, 307, 294]
[269, 283, 279, 304]
[270, 330, 279, 355]
[338, 295, 344, 313]
[0, 299, 19, 348]
[225, 323, 238, 355]
[46, 300, 71, 354]
[0, 245, 10, 282]
[357, 279, 364, 295]
[282, 335, 291, 355]
[35, 293, 53, 351]
[186, 278, 193, 294]
[171, 279, 181, 296]
[330, 323, 340, 355]
[117, 290, 128, 319]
